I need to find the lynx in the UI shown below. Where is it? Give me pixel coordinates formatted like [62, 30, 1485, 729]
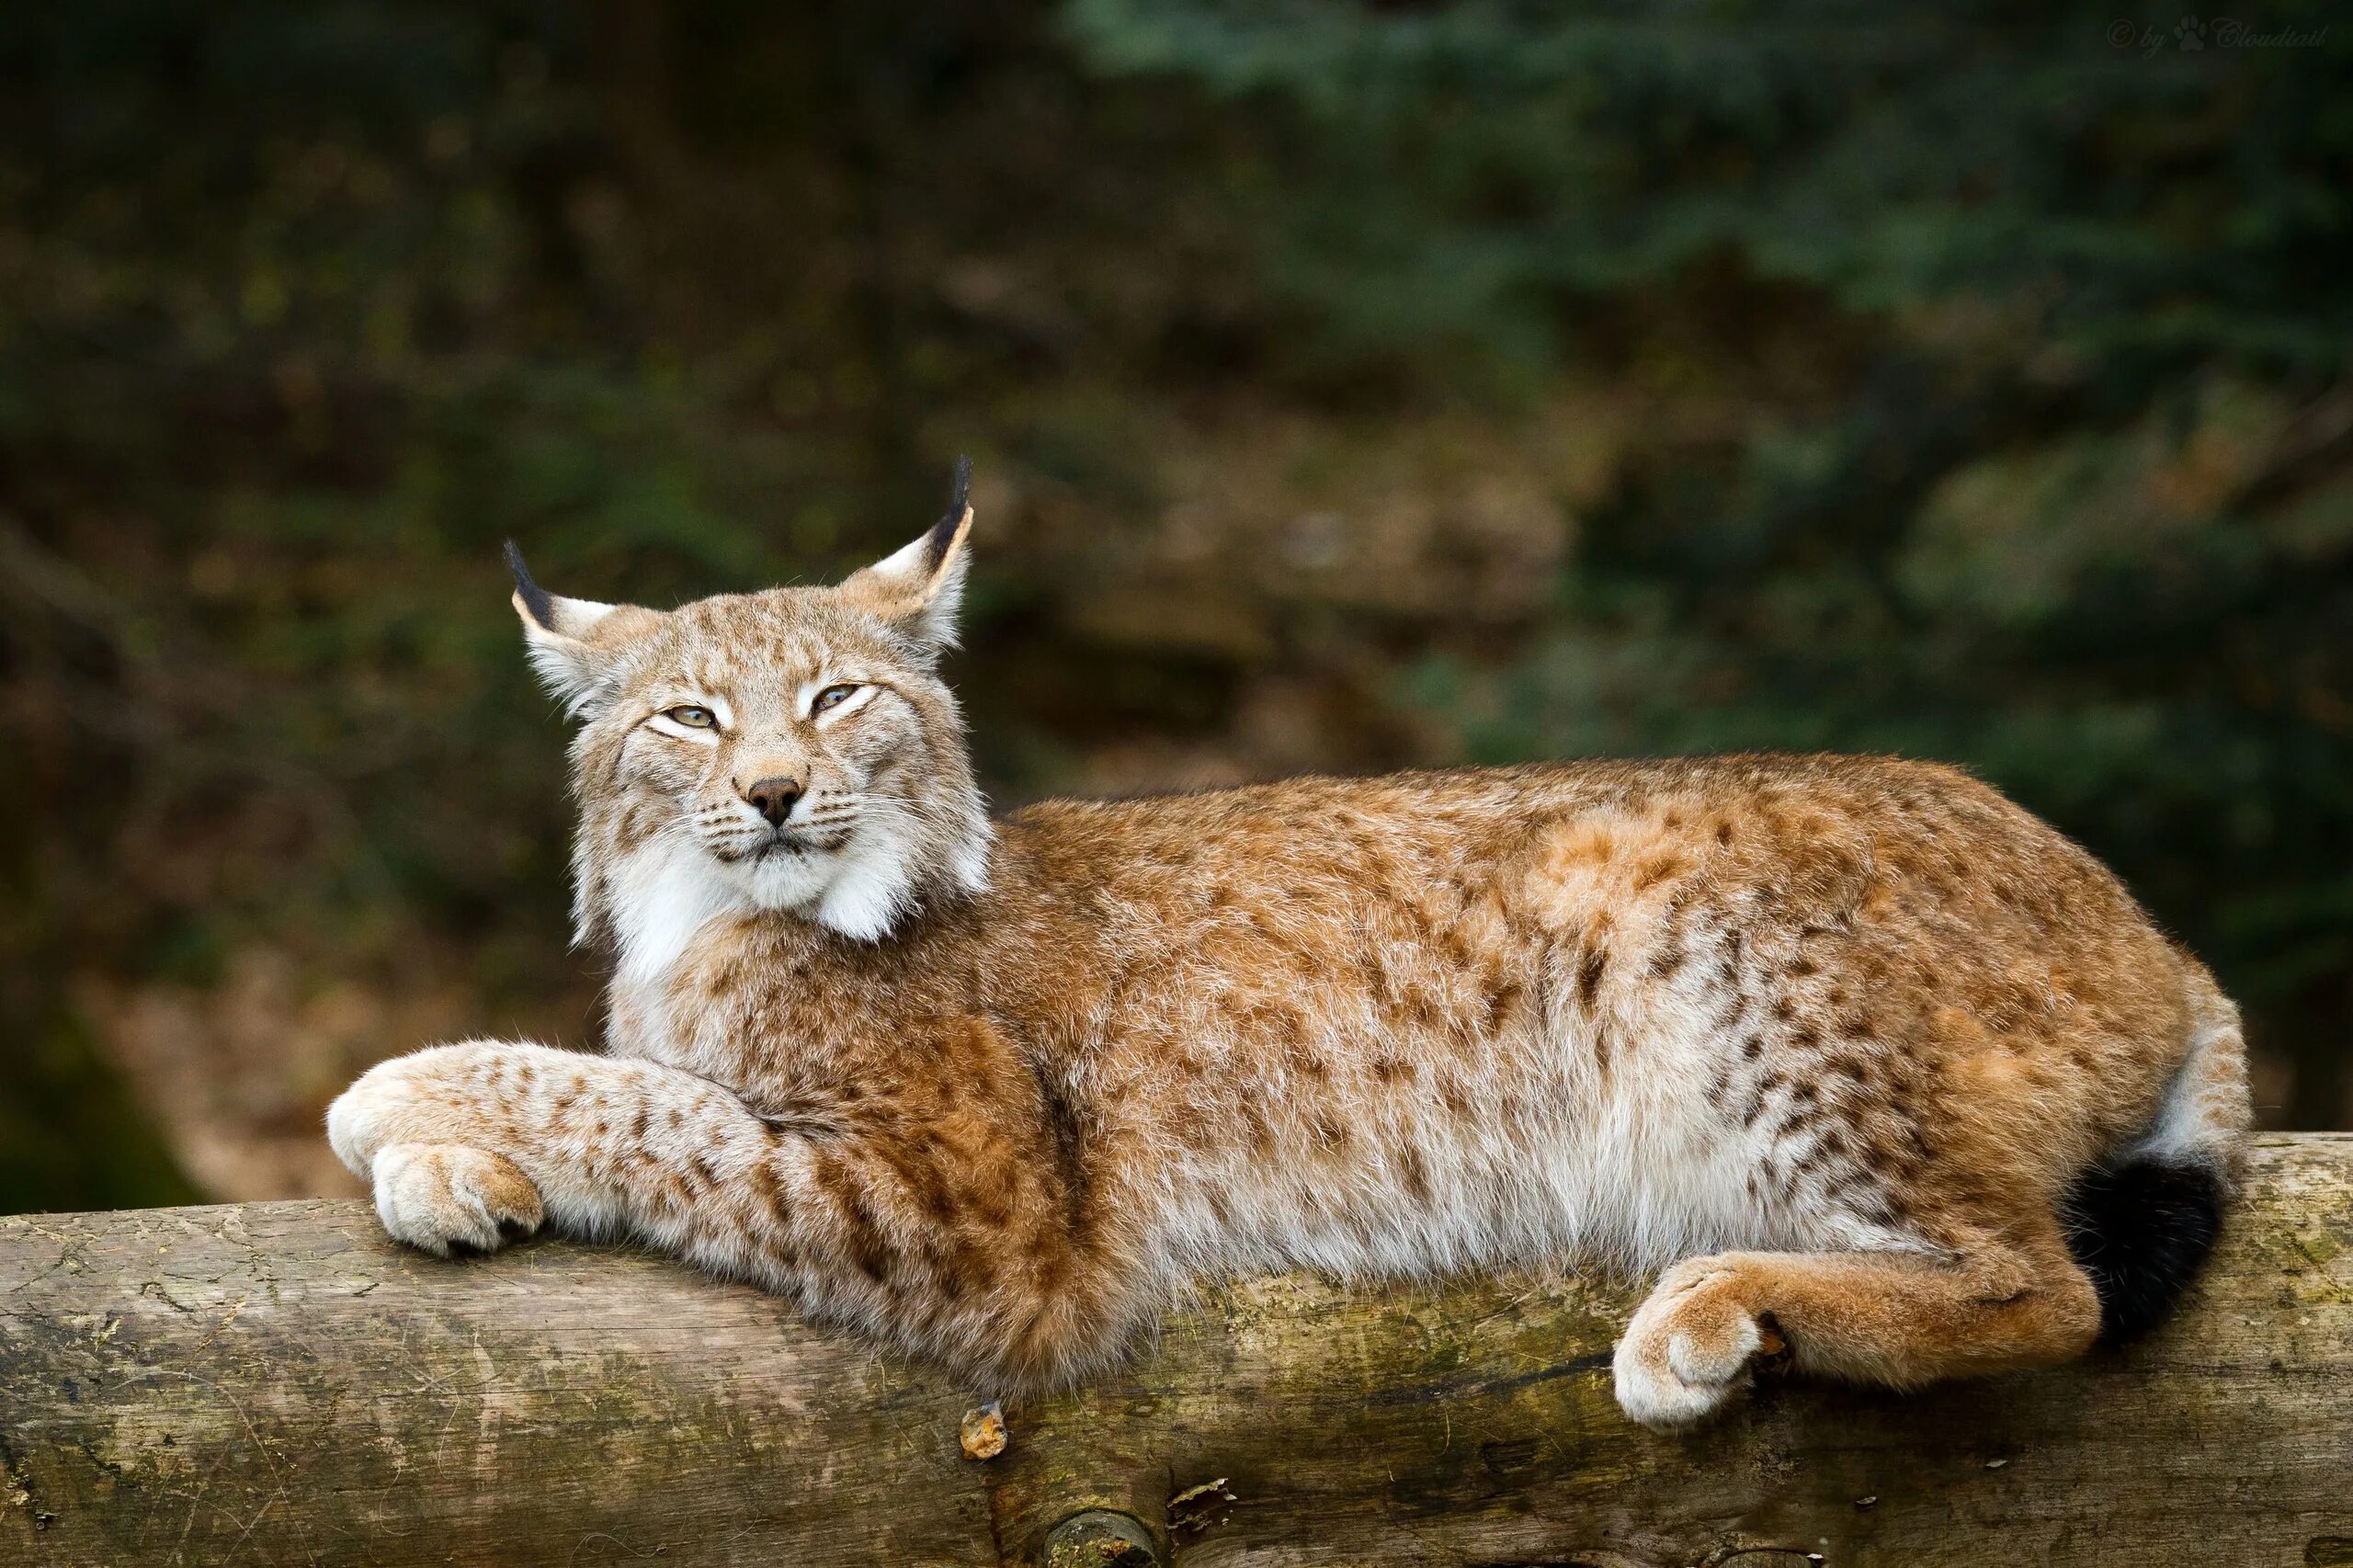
[328, 462, 2250, 1427]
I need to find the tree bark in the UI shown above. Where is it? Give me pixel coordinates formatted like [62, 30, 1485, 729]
[4, 1134, 2349, 1566]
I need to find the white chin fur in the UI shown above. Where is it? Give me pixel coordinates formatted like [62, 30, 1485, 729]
[728, 810, 924, 943]
[739, 840, 846, 917]
[811, 826, 920, 942]
[608, 804, 980, 971]
[608, 837, 749, 987]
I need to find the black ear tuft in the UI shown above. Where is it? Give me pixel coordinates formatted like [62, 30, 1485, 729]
[506, 540, 556, 631]
[923, 455, 973, 570]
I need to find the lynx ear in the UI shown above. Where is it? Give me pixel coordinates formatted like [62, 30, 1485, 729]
[506, 542, 663, 716]
[838, 456, 973, 656]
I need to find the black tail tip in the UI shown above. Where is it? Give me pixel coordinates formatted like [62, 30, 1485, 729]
[2061, 1158, 2227, 1344]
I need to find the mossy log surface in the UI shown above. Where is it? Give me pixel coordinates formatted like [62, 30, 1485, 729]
[4, 1134, 2350, 1567]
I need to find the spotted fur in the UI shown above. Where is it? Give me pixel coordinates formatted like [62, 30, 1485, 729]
[329, 479, 2251, 1426]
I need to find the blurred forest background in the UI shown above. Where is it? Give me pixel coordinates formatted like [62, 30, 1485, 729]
[3, 0, 2347, 1213]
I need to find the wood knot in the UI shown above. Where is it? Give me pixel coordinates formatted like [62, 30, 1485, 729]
[1041, 1508, 1162, 1568]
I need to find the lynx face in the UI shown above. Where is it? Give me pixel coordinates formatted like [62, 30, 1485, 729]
[507, 469, 991, 964]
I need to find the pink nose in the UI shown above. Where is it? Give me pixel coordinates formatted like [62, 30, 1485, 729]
[742, 777, 803, 824]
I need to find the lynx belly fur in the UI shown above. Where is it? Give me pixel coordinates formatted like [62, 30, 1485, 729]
[328, 463, 2249, 1427]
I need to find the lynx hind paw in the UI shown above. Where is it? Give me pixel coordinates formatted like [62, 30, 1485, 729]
[1612, 1262, 1778, 1429]
[371, 1143, 544, 1257]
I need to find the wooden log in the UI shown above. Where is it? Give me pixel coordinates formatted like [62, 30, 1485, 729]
[4, 1133, 2349, 1566]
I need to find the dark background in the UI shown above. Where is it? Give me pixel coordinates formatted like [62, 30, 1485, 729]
[4, 1, 2347, 1213]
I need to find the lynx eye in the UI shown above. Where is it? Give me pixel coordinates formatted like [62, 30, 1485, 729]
[664, 705, 716, 729]
[811, 683, 861, 716]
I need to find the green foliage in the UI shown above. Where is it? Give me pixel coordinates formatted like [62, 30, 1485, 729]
[1070, 1, 2351, 381]
[1070, 0, 2353, 1119]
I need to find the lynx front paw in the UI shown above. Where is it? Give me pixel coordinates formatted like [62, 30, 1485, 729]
[370, 1142, 543, 1256]
[1612, 1259, 1780, 1429]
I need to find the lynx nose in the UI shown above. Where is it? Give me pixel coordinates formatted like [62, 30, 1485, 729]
[743, 776, 804, 825]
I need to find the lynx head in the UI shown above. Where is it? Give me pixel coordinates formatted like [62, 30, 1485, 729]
[508, 460, 990, 974]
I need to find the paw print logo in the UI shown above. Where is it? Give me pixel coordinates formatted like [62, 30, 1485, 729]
[2176, 15, 2207, 48]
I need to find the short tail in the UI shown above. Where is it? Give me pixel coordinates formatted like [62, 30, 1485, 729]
[2060, 970, 2250, 1343]
[2060, 1157, 2226, 1342]
[2070, 970, 2249, 1336]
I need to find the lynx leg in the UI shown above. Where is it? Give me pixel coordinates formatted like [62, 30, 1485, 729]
[328, 1040, 1132, 1389]
[1611, 1227, 2100, 1428]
